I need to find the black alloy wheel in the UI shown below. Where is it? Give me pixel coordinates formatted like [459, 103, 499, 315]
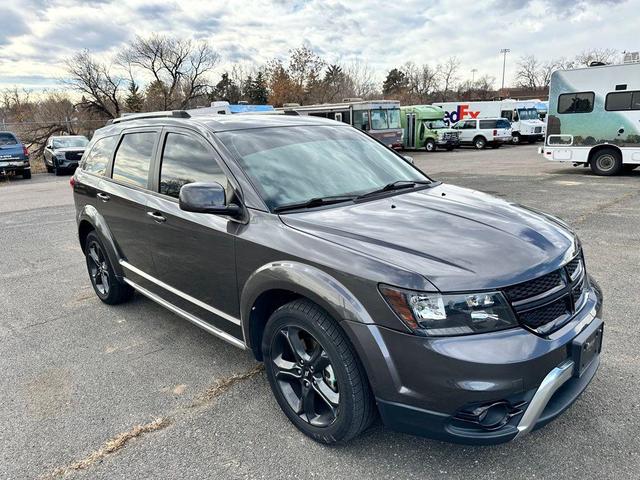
[84, 231, 134, 304]
[271, 325, 340, 427]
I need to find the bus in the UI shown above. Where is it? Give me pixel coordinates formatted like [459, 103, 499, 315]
[282, 99, 403, 149]
[540, 62, 640, 175]
[400, 105, 459, 151]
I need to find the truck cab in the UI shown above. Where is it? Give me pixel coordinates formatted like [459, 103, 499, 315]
[500, 103, 545, 144]
[400, 105, 460, 152]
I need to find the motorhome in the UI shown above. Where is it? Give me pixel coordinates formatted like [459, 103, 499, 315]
[282, 99, 403, 149]
[540, 62, 640, 175]
[434, 99, 545, 144]
[400, 105, 459, 151]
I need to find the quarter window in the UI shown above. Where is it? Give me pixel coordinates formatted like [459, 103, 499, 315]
[112, 132, 156, 188]
[479, 120, 497, 129]
[605, 91, 640, 111]
[159, 133, 227, 199]
[557, 92, 594, 114]
[82, 136, 117, 176]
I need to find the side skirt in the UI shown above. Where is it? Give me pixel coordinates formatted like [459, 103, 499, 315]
[123, 277, 247, 350]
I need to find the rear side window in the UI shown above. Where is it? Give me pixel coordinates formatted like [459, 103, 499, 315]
[479, 120, 497, 129]
[605, 91, 640, 111]
[0, 132, 17, 145]
[82, 136, 117, 176]
[159, 133, 226, 198]
[557, 92, 594, 114]
[112, 132, 156, 188]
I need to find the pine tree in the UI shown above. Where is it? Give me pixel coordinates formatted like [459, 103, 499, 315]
[125, 80, 144, 113]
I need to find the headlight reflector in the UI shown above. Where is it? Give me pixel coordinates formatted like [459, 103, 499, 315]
[380, 286, 518, 336]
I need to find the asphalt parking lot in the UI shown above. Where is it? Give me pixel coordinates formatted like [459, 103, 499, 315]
[1, 144, 639, 479]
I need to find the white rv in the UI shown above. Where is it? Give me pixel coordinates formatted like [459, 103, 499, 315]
[433, 100, 546, 144]
[541, 63, 640, 175]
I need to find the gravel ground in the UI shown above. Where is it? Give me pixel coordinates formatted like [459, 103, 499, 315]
[1, 144, 638, 479]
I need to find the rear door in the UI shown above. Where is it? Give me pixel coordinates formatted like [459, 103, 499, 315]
[97, 128, 159, 275]
[144, 128, 241, 339]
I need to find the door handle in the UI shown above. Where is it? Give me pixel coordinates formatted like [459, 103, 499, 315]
[146, 211, 166, 223]
[97, 192, 110, 202]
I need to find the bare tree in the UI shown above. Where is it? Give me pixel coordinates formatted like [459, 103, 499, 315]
[438, 57, 460, 101]
[575, 48, 618, 66]
[403, 62, 440, 103]
[343, 60, 378, 99]
[119, 34, 219, 110]
[65, 51, 123, 118]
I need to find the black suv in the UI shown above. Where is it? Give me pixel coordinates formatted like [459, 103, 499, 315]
[73, 111, 604, 445]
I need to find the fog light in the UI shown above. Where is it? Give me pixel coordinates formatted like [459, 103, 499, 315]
[454, 400, 526, 431]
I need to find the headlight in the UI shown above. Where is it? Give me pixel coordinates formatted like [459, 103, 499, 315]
[379, 285, 518, 336]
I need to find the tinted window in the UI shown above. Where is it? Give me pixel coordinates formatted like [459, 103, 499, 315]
[159, 133, 227, 198]
[496, 119, 511, 129]
[112, 132, 156, 188]
[500, 110, 513, 122]
[479, 120, 497, 129]
[462, 120, 476, 129]
[82, 136, 117, 176]
[0, 132, 17, 145]
[558, 92, 594, 114]
[605, 91, 640, 111]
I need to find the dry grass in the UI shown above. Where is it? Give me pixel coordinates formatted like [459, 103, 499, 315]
[191, 363, 264, 407]
[44, 417, 171, 479]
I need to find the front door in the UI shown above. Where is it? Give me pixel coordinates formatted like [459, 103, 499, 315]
[144, 129, 241, 340]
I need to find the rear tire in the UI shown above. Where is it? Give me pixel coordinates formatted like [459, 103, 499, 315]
[21, 169, 31, 179]
[590, 148, 622, 176]
[473, 136, 486, 149]
[262, 299, 376, 444]
[85, 231, 134, 304]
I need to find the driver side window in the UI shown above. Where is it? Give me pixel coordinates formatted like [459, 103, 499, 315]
[159, 133, 229, 199]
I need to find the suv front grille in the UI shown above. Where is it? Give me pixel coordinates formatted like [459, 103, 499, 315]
[503, 252, 587, 335]
[65, 151, 83, 161]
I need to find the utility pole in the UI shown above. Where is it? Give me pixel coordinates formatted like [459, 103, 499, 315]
[471, 68, 478, 83]
[500, 48, 510, 95]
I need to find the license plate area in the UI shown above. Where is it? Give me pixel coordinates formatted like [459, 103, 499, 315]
[571, 320, 603, 377]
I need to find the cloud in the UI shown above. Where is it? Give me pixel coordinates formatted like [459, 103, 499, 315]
[0, 8, 30, 46]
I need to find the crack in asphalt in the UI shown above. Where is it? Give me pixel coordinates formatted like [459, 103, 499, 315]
[40, 364, 264, 479]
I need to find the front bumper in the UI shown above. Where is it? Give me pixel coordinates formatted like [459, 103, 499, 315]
[436, 138, 460, 147]
[343, 283, 604, 445]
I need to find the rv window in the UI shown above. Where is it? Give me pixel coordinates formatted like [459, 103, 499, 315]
[353, 110, 369, 131]
[605, 91, 640, 111]
[557, 92, 594, 114]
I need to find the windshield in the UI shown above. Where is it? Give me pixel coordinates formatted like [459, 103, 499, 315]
[369, 108, 400, 130]
[53, 137, 89, 148]
[0, 133, 18, 146]
[517, 108, 539, 121]
[218, 125, 428, 210]
[426, 120, 447, 129]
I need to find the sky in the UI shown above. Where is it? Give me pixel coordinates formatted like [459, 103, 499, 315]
[0, 0, 638, 92]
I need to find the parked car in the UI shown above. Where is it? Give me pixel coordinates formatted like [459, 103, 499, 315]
[44, 135, 89, 175]
[73, 111, 604, 445]
[451, 118, 512, 149]
[0, 131, 31, 179]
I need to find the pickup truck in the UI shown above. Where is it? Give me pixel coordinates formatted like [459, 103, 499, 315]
[0, 131, 31, 179]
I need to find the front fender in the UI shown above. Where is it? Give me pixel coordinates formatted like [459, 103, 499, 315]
[77, 204, 124, 278]
[240, 261, 374, 348]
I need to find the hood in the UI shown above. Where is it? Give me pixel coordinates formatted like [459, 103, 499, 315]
[54, 146, 86, 153]
[280, 184, 577, 292]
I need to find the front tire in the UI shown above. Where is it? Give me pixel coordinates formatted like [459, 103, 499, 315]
[85, 231, 134, 304]
[590, 148, 622, 176]
[262, 299, 376, 444]
[424, 139, 436, 152]
[512, 132, 521, 145]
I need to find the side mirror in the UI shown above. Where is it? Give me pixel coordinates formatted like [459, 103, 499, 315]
[178, 182, 242, 217]
[403, 155, 414, 164]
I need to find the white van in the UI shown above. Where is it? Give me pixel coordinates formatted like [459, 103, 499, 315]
[451, 118, 512, 149]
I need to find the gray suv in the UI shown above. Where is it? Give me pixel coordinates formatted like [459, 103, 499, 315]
[72, 111, 604, 445]
[44, 135, 89, 175]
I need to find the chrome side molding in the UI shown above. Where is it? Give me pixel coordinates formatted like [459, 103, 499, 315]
[123, 277, 246, 350]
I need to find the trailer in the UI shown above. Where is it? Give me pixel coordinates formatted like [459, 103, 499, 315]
[540, 62, 640, 176]
[400, 105, 459, 151]
[282, 99, 403, 149]
[433, 99, 545, 144]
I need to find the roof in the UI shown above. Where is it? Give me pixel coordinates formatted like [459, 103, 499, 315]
[400, 105, 446, 117]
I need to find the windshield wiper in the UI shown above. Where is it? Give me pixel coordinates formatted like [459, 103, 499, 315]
[273, 194, 357, 213]
[356, 180, 434, 200]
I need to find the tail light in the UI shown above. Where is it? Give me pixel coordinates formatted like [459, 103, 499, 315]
[22, 145, 29, 157]
[493, 129, 497, 136]
[69, 176, 76, 188]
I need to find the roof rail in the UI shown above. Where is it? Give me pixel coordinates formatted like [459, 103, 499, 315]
[108, 110, 191, 125]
